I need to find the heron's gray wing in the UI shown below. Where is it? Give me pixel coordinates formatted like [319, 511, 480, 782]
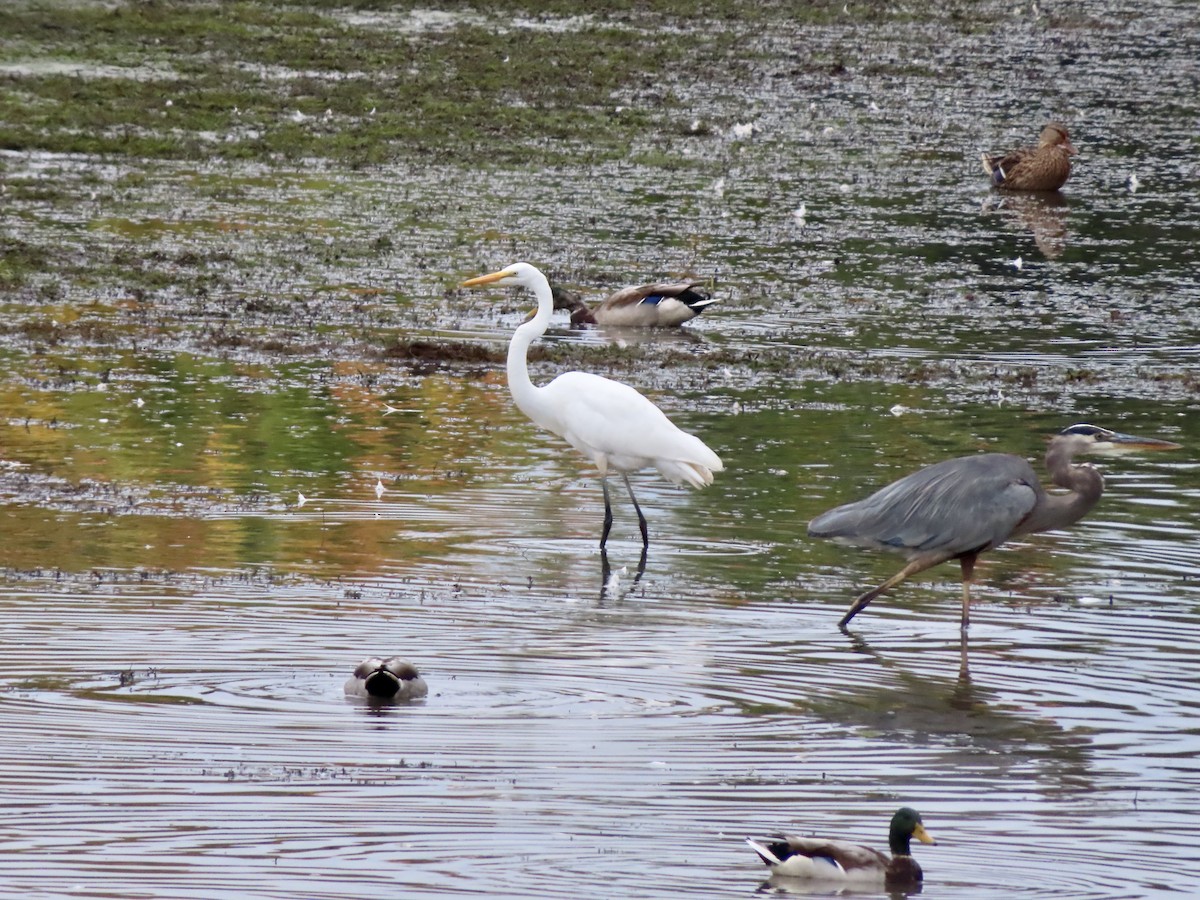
[809, 453, 1040, 559]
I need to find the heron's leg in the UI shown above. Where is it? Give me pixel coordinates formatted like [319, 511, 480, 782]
[600, 478, 614, 548]
[622, 473, 649, 548]
[958, 555, 977, 630]
[838, 557, 938, 629]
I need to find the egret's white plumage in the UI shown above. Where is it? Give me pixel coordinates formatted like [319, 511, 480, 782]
[462, 262, 723, 547]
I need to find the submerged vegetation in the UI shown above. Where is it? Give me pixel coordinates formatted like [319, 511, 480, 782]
[0, 0, 1196, 544]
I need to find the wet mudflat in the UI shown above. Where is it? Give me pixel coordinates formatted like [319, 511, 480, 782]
[1, 1, 1199, 898]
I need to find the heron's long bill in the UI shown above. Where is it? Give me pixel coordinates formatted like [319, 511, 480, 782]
[912, 823, 937, 845]
[1104, 432, 1183, 454]
[461, 269, 514, 288]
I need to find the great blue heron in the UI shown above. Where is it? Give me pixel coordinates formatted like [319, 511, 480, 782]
[462, 263, 723, 549]
[809, 424, 1181, 629]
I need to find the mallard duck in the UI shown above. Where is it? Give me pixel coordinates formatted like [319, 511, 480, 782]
[980, 122, 1077, 191]
[551, 282, 717, 328]
[344, 657, 428, 701]
[746, 807, 936, 887]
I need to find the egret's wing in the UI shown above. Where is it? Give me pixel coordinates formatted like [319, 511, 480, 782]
[810, 453, 1039, 558]
[543, 372, 721, 473]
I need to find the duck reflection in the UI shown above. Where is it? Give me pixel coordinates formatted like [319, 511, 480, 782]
[590, 324, 709, 347]
[599, 547, 648, 602]
[981, 192, 1070, 259]
[757, 875, 921, 897]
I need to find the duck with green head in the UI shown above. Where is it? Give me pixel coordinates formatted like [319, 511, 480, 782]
[746, 807, 936, 887]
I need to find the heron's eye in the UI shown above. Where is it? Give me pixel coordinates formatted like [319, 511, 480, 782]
[1060, 423, 1108, 439]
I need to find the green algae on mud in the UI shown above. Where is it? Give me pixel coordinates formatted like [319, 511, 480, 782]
[0, 0, 1012, 166]
[0, 1, 696, 166]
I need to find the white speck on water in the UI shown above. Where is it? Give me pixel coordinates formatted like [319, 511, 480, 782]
[1127, 173, 1140, 193]
[1012, 256, 1024, 270]
[297, 493, 308, 508]
[792, 203, 806, 226]
[375, 480, 385, 499]
[711, 177, 726, 198]
[604, 566, 626, 594]
[889, 404, 910, 417]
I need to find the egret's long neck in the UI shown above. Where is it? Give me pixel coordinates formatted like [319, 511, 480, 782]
[1020, 440, 1104, 535]
[506, 274, 554, 423]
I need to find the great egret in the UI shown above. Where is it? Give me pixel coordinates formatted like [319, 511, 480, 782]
[551, 281, 717, 328]
[746, 808, 936, 887]
[809, 424, 1181, 629]
[462, 262, 723, 548]
[981, 122, 1077, 191]
[344, 657, 428, 701]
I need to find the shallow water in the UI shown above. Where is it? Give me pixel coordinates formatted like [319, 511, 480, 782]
[2, 1, 1200, 898]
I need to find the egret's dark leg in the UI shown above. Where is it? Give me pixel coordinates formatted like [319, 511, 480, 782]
[629, 544, 648, 593]
[623, 473, 649, 548]
[600, 478, 614, 548]
[958, 554, 977, 630]
[599, 548, 612, 601]
[838, 557, 943, 629]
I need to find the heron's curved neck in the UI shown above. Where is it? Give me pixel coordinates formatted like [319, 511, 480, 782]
[506, 276, 554, 419]
[1022, 440, 1104, 535]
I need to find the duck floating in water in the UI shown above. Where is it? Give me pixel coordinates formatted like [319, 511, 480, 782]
[344, 657, 428, 701]
[746, 807, 936, 887]
[981, 122, 1077, 191]
[551, 281, 717, 328]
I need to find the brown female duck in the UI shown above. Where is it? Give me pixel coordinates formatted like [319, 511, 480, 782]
[981, 122, 1077, 191]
